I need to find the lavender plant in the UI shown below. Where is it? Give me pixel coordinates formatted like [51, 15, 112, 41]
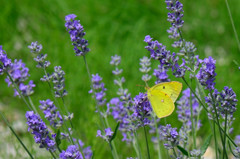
[1, 0, 240, 158]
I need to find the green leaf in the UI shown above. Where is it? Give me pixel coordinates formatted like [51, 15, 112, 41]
[200, 134, 212, 155]
[177, 145, 189, 157]
[109, 122, 120, 143]
[55, 129, 61, 146]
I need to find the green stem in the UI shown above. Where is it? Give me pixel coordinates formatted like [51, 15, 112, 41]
[213, 121, 219, 159]
[210, 92, 224, 147]
[28, 96, 39, 115]
[143, 125, 151, 159]
[154, 116, 162, 159]
[189, 80, 196, 149]
[104, 117, 119, 159]
[61, 97, 74, 129]
[49, 150, 56, 159]
[222, 111, 228, 159]
[132, 132, 142, 159]
[6, 72, 32, 111]
[172, 147, 178, 158]
[225, 0, 240, 53]
[0, 112, 34, 159]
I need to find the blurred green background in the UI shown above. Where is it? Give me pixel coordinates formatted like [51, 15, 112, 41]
[0, 0, 240, 158]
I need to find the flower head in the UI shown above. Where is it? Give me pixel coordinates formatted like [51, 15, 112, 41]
[28, 41, 43, 54]
[65, 14, 89, 56]
[153, 65, 170, 84]
[39, 99, 63, 128]
[60, 145, 83, 159]
[139, 56, 152, 82]
[51, 66, 68, 98]
[159, 124, 179, 149]
[132, 93, 152, 126]
[196, 56, 216, 90]
[5, 59, 29, 86]
[96, 128, 113, 142]
[0, 45, 11, 75]
[26, 111, 56, 151]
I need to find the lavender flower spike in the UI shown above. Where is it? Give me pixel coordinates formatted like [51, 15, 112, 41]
[65, 14, 90, 56]
[26, 111, 56, 151]
[0, 45, 11, 75]
[96, 128, 113, 142]
[60, 145, 83, 159]
[196, 56, 216, 90]
[39, 99, 63, 128]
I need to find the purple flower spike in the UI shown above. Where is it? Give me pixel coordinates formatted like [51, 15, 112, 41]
[60, 145, 83, 159]
[96, 128, 113, 142]
[132, 93, 152, 126]
[5, 59, 29, 86]
[39, 99, 63, 128]
[196, 56, 216, 90]
[26, 111, 56, 151]
[89, 74, 107, 106]
[0, 45, 11, 75]
[65, 14, 90, 56]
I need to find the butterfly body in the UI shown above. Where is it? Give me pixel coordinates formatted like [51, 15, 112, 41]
[147, 81, 182, 118]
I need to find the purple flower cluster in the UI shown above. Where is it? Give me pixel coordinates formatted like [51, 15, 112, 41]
[159, 124, 179, 149]
[0, 45, 11, 75]
[28, 42, 50, 69]
[196, 56, 216, 90]
[110, 55, 123, 75]
[28, 41, 42, 54]
[51, 66, 68, 98]
[60, 145, 83, 159]
[166, 0, 184, 29]
[139, 56, 152, 82]
[165, 0, 184, 48]
[177, 88, 201, 131]
[205, 86, 237, 123]
[153, 65, 170, 84]
[144, 35, 185, 78]
[217, 86, 237, 116]
[39, 99, 63, 128]
[96, 128, 113, 142]
[5, 59, 36, 97]
[89, 74, 107, 106]
[60, 140, 92, 159]
[110, 97, 137, 138]
[132, 93, 152, 126]
[5, 59, 29, 86]
[25, 111, 56, 151]
[16, 80, 36, 96]
[65, 14, 90, 56]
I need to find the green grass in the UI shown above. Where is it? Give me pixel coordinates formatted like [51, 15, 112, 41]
[0, 0, 240, 158]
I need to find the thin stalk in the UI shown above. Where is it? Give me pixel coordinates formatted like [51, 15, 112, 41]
[132, 132, 142, 159]
[213, 121, 219, 159]
[210, 93, 224, 145]
[82, 55, 106, 128]
[222, 111, 228, 159]
[182, 77, 237, 147]
[225, 0, 240, 53]
[0, 112, 34, 159]
[172, 147, 178, 158]
[154, 116, 162, 159]
[61, 97, 74, 128]
[49, 150, 56, 159]
[6, 72, 32, 111]
[28, 96, 39, 115]
[143, 125, 151, 159]
[104, 117, 119, 159]
[189, 80, 196, 149]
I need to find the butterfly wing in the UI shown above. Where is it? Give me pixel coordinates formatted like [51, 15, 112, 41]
[148, 81, 182, 102]
[147, 89, 175, 118]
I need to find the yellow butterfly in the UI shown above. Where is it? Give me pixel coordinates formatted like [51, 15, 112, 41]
[147, 81, 182, 118]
